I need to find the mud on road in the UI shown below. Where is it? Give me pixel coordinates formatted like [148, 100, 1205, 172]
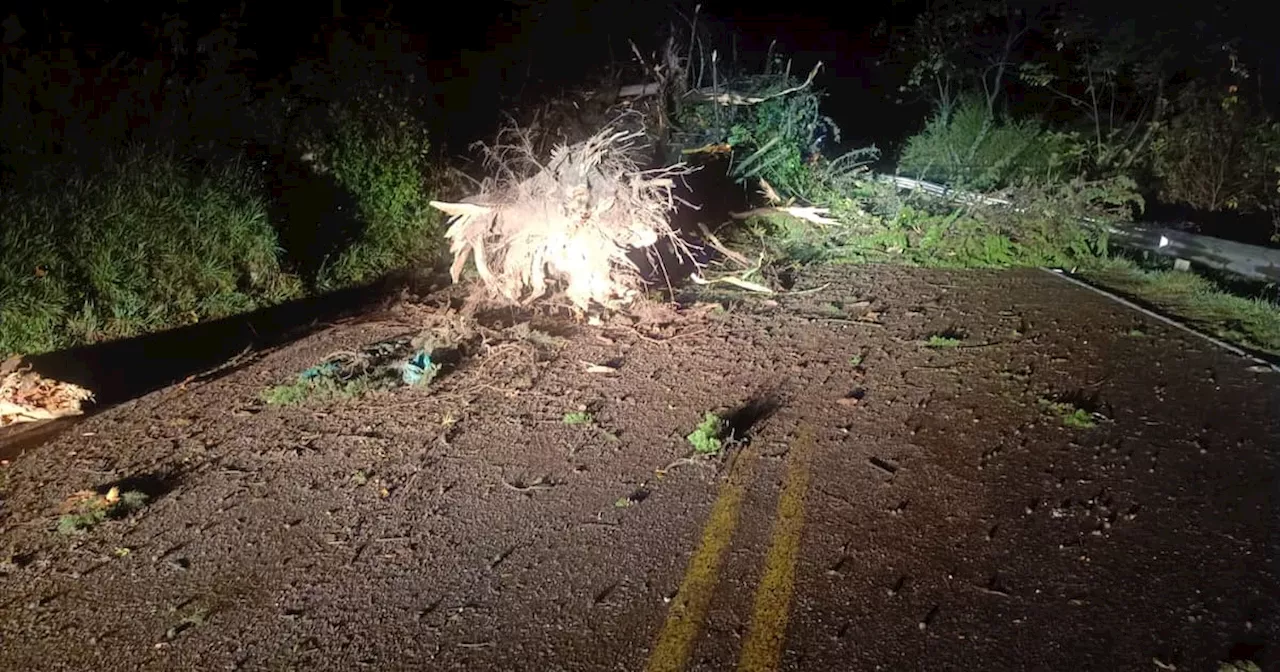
[1, 265, 1276, 671]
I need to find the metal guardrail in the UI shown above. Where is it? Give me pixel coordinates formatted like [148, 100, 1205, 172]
[1100, 225, 1280, 284]
[880, 175, 1280, 284]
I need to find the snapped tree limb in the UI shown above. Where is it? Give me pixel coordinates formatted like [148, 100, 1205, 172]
[605, 61, 824, 107]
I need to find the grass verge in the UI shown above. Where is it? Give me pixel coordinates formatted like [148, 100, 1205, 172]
[1, 96, 446, 360]
[725, 178, 1279, 360]
[1080, 259, 1280, 357]
[0, 148, 302, 358]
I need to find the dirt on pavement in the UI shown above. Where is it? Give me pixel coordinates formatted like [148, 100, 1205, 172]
[0, 264, 1276, 672]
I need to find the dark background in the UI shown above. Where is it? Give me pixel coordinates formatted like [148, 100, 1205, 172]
[1, 0, 921, 153]
[5, 0, 1279, 217]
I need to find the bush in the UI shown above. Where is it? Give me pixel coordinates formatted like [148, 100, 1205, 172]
[905, 175, 1142, 268]
[876, 92, 1145, 269]
[724, 89, 832, 198]
[897, 96, 1081, 191]
[296, 91, 445, 289]
[672, 63, 837, 201]
[0, 148, 301, 357]
[1151, 82, 1280, 217]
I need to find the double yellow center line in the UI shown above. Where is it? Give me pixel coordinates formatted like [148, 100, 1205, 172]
[645, 425, 816, 672]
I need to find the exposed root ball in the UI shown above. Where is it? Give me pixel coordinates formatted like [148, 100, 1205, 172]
[431, 126, 693, 312]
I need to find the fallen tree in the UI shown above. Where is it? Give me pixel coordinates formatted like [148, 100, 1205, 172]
[429, 125, 696, 313]
[428, 25, 839, 312]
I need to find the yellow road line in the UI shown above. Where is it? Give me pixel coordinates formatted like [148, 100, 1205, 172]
[645, 446, 760, 672]
[738, 426, 816, 672]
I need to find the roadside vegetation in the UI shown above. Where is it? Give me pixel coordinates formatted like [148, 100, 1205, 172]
[0, 151, 294, 356]
[1, 1, 1277, 365]
[0, 11, 446, 359]
[666, 2, 1280, 358]
[1080, 259, 1280, 355]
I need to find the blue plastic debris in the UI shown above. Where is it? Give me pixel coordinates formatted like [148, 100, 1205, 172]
[401, 350, 436, 386]
[298, 361, 341, 382]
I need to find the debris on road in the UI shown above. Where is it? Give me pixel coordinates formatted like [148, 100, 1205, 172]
[1, 357, 93, 427]
[261, 336, 443, 405]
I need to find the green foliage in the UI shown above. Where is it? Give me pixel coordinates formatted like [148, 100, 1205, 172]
[1015, 15, 1169, 175]
[898, 96, 1079, 190]
[1039, 399, 1096, 429]
[260, 375, 376, 406]
[562, 411, 594, 426]
[686, 412, 726, 456]
[672, 64, 839, 201]
[301, 93, 445, 289]
[56, 489, 150, 535]
[739, 157, 1278, 359]
[1081, 258, 1280, 356]
[261, 338, 435, 405]
[940, 176, 1142, 267]
[895, 206, 1033, 268]
[56, 510, 105, 536]
[925, 334, 963, 348]
[1061, 409, 1095, 429]
[1150, 81, 1280, 215]
[724, 92, 828, 197]
[0, 148, 301, 358]
[885, 73, 1145, 272]
[889, 0, 1279, 240]
[736, 170, 1135, 274]
[0, 11, 453, 359]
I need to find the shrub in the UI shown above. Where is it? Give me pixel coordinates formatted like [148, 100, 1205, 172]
[898, 96, 1080, 190]
[297, 91, 445, 289]
[941, 175, 1143, 267]
[0, 148, 301, 357]
[673, 64, 837, 202]
[1151, 82, 1280, 217]
[723, 89, 832, 198]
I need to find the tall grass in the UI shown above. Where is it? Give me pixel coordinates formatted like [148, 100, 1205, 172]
[0, 148, 302, 357]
